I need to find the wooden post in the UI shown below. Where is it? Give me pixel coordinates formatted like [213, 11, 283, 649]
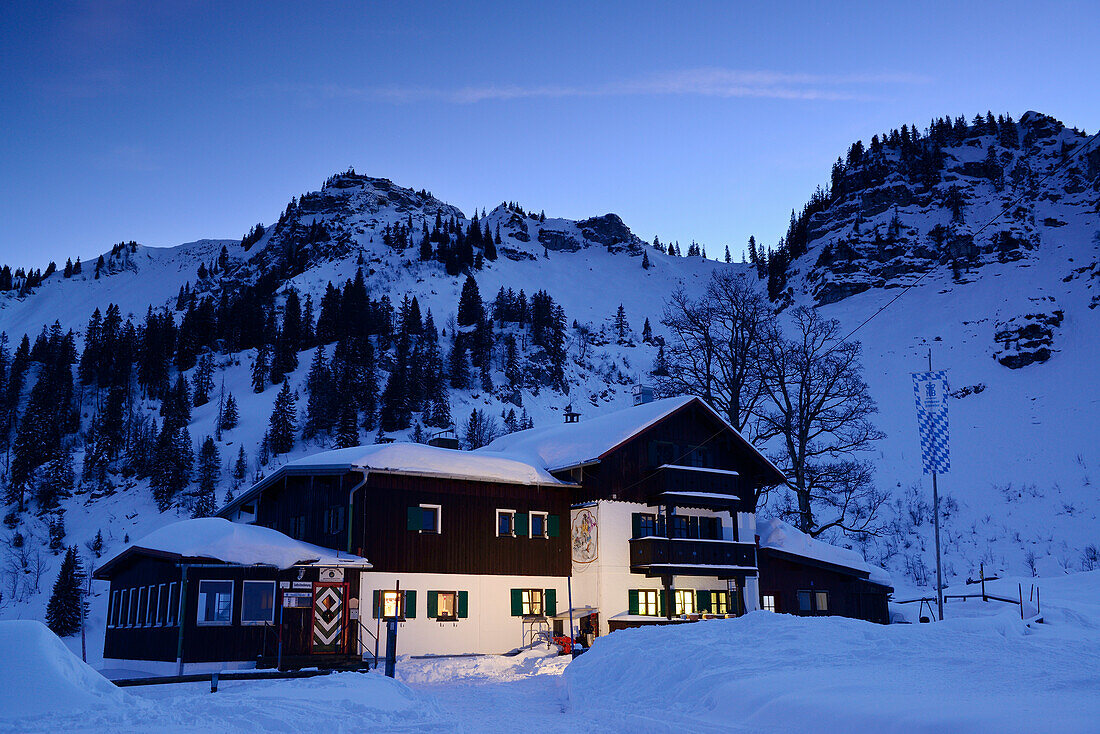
[980, 563, 986, 602]
[1019, 583, 1024, 620]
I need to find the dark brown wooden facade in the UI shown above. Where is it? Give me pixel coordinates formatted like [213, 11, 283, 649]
[252, 470, 571, 577]
[97, 551, 363, 666]
[756, 547, 891, 624]
[563, 400, 779, 509]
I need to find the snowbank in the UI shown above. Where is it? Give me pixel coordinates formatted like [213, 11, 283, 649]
[396, 648, 568, 685]
[757, 517, 892, 587]
[287, 441, 567, 485]
[116, 517, 369, 570]
[565, 600, 1100, 733]
[0, 620, 130, 721]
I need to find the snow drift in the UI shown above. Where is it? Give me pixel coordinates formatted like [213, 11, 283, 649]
[564, 587, 1100, 733]
[0, 620, 129, 721]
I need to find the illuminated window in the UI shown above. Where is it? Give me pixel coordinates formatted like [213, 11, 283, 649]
[675, 589, 695, 615]
[711, 591, 729, 615]
[497, 509, 515, 536]
[436, 591, 457, 620]
[521, 589, 543, 616]
[638, 589, 659, 616]
[382, 590, 403, 619]
[815, 591, 830, 613]
[197, 580, 234, 625]
[762, 594, 777, 612]
[530, 512, 548, 538]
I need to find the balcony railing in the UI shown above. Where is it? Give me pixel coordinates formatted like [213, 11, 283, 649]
[646, 465, 750, 511]
[629, 536, 757, 577]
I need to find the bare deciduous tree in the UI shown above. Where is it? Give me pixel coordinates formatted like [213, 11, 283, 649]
[757, 307, 886, 536]
[658, 272, 772, 440]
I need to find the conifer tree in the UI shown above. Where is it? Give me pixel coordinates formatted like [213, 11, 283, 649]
[641, 250, 651, 269]
[614, 304, 629, 341]
[192, 436, 219, 518]
[335, 402, 360, 448]
[304, 346, 332, 438]
[642, 318, 653, 344]
[220, 392, 239, 431]
[457, 275, 484, 327]
[233, 445, 249, 487]
[268, 380, 297, 455]
[90, 530, 104, 558]
[192, 352, 214, 407]
[448, 336, 469, 389]
[724, 245, 732, 263]
[251, 344, 269, 393]
[45, 545, 84, 637]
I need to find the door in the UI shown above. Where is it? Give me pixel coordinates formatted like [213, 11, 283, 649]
[312, 582, 348, 654]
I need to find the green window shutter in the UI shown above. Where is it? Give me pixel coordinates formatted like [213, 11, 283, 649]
[514, 513, 528, 536]
[696, 590, 711, 613]
[547, 515, 560, 538]
[544, 589, 557, 616]
[404, 590, 416, 619]
[372, 590, 380, 618]
[631, 513, 642, 538]
[458, 591, 469, 618]
[510, 588, 523, 616]
[407, 506, 421, 531]
[658, 589, 665, 616]
[628, 589, 639, 615]
[426, 591, 438, 619]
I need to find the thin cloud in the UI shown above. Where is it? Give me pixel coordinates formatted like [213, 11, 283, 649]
[289, 67, 930, 104]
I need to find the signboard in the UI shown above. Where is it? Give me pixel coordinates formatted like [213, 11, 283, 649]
[279, 581, 290, 589]
[283, 592, 311, 608]
[912, 370, 950, 474]
[291, 581, 312, 590]
[319, 568, 344, 582]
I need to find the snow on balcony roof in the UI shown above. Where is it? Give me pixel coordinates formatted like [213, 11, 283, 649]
[98, 518, 369, 575]
[757, 517, 892, 587]
[286, 441, 567, 486]
[478, 396, 700, 471]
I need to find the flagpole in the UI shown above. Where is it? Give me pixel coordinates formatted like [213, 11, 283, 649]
[929, 349, 944, 621]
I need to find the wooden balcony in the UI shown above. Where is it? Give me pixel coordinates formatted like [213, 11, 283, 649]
[646, 465, 751, 511]
[629, 536, 757, 578]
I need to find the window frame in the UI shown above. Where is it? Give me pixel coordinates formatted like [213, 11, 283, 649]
[108, 590, 119, 628]
[529, 511, 548, 539]
[520, 588, 544, 616]
[241, 580, 277, 625]
[638, 589, 659, 616]
[128, 588, 138, 627]
[145, 585, 157, 626]
[196, 579, 235, 626]
[168, 582, 179, 626]
[381, 589, 403, 619]
[137, 586, 148, 627]
[156, 583, 168, 626]
[435, 591, 458, 621]
[796, 590, 813, 613]
[419, 503, 442, 534]
[638, 513, 657, 537]
[496, 509, 516, 537]
[674, 588, 696, 616]
[711, 590, 729, 615]
[814, 591, 830, 614]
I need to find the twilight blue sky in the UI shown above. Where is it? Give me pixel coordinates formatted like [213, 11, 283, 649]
[2, 1, 1098, 267]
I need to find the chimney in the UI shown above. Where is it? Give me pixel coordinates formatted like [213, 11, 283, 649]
[632, 384, 654, 405]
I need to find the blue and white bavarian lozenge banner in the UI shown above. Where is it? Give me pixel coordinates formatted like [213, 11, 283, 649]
[912, 371, 950, 474]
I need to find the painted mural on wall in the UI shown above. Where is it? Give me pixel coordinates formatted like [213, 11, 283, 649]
[571, 508, 598, 563]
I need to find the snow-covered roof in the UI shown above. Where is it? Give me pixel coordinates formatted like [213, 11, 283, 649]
[285, 442, 568, 486]
[95, 518, 369, 577]
[756, 517, 892, 587]
[479, 395, 786, 483]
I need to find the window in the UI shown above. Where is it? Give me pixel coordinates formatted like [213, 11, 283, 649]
[434, 591, 457, 621]
[242, 581, 276, 624]
[711, 591, 729, 615]
[671, 516, 700, 539]
[157, 584, 168, 625]
[700, 517, 722, 540]
[814, 591, 830, 613]
[409, 504, 441, 533]
[381, 590, 403, 619]
[638, 589, 659, 616]
[632, 513, 657, 538]
[497, 509, 515, 537]
[797, 590, 813, 613]
[762, 594, 777, 613]
[146, 585, 157, 626]
[530, 512, 548, 538]
[521, 589, 543, 616]
[675, 589, 695, 616]
[137, 587, 148, 626]
[128, 588, 138, 626]
[324, 506, 345, 535]
[197, 580, 234, 625]
[288, 515, 306, 539]
[108, 591, 118, 628]
[168, 582, 179, 626]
